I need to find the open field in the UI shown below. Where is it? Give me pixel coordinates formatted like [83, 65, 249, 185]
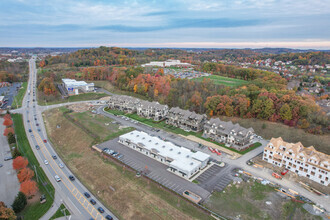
[43, 107, 212, 220]
[105, 108, 261, 155]
[38, 92, 108, 106]
[205, 178, 321, 220]
[192, 75, 248, 87]
[220, 116, 330, 155]
[12, 114, 55, 219]
[12, 82, 27, 109]
[49, 204, 70, 220]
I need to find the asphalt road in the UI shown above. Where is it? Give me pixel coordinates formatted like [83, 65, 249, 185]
[0, 118, 20, 207]
[20, 58, 117, 220]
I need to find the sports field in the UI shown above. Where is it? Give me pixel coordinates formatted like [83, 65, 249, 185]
[192, 75, 248, 87]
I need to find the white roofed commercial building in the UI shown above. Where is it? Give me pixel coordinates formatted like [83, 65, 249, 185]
[118, 130, 210, 179]
[142, 59, 191, 68]
[62, 78, 94, 95]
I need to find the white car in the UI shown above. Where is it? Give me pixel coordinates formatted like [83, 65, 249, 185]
[58, 163, 64, 169]
[44, 160, 49, 165]
[54, 175, 61, 182]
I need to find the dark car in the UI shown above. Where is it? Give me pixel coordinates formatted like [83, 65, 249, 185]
[90, 199, 96, 205]
[97, 207, 104, 213]
[84, 192, 90, 198]
[36, 145, 40, 150]
[69, 175, 75, 181]
[38, 129, 41, 132]
[36, 123, 39, 126]
[52, 155, 57, 159]
[35, 118, 37, 120]
[28, 129, 32, 132]
[105, 215, 113, 220]
[27, 120, 30, 122]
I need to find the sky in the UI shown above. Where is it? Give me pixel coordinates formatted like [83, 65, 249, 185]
[1, 0, 330, 49]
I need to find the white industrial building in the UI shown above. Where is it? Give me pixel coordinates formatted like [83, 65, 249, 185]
[119, 130, 210, 179]
[141, 59, 191, 68]
[62, 79, 94, 95]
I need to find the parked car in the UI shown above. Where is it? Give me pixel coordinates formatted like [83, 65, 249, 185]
[54, 175, 61, 182]
[52, 155, 57, 159]
[69, 175, 75, 181]
[35, 145, 40, 150]
[84, 192, 90, 198]
[117, 154, 123, 160]
[58, 163, 64, 169]
[97, 207, 104, 213]
[90, 199, 96, 205]
[0, 164, 3, 168]
[4, 156, 13, 161]
[105, 215, 113, 220]
[44, 160, 48, 165]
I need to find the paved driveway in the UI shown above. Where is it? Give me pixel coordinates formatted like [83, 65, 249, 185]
[0, 118, 20, 206]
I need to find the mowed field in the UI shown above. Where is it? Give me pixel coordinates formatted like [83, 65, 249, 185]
[220, 116, 330, 155]
[192, 75, 248, 87]
[43, 107, 211, 220]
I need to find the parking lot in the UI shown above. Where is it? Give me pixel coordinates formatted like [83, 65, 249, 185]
[195, 163, 235, 192]
[0, 82, 22, 109]
[97, 137, 212, 201]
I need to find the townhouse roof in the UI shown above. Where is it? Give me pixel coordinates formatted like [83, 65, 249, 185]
[205, 118, 254, 137]
[168, 107, 206, 121]
[138, 100, 168, 110]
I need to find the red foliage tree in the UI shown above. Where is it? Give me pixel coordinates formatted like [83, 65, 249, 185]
[12, 156, 28, 170]
[3, 127, 14, 136]
[20, 180, 38, 197]
[17, 167, 35, 183]
[3, 118, 13, 127]
[3, 114, 11, 120]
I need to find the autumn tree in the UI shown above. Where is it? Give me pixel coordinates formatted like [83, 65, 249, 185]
[280, 104, 292, 121]
[11, 192, 27, 213]
[3, 127, 14, 136]
[12, 156, 28, 171]
[0, 201, 16, 220]
[3, 118, 13, 127]
[17, 167, 35, 183]
[20, 180, 38, 197]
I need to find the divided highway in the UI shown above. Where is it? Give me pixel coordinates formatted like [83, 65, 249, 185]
[20, 58, 117, 220]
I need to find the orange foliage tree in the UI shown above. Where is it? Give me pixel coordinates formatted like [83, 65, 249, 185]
[3, 114, 11, 120]
[17, 167, 35, 183]
[20, 180, 38, 197]
[3, 118, 13, 126]
[12, 156, 28, 170]
[0, 201, 16, 220]
[3, 127, 14, 136]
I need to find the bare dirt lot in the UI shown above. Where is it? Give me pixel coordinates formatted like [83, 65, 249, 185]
[43, 107, 211, 220]
[204, 178, 322, 220]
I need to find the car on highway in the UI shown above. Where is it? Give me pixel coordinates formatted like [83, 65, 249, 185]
[35, 145, 40, 150]
[36, 123, 39, 126]
[90, 199, 96, 205]
[28, 129, 32, 132]
[58, 163, 64, 169]
[69, 175, 75, 181]
[52, 155, 57, 159]
[44, 160, 48, 165]
[35, 118, 37, 120]
[38, 129, 41, 132]
[105, 215, 113, 220]
[84, 192, 91, 198]
[54, 175, 61, 182]
[27, 120, 30, 122]
[4, 156, 13, 161]
[97, 207, 105, 213]
[43, 139, 47, 143]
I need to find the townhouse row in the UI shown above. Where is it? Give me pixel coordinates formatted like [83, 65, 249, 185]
[263, 137, 329, 186]
[107, 95, 255, 150]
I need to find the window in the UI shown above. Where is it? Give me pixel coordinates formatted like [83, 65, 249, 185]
[307, 174, 310, 178]
[319, 175, 322, 179]
[311, 171, 315, 176]
[321, 180, 324, 184]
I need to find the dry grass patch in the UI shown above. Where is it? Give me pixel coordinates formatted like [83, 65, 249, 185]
[43, 108, 211, 220]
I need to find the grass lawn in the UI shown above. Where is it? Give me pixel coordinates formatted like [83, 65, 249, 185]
[105, 108, 261, 155]
[38, 92, 109, 106]
[49, 204, 70, 220]
[43, 107, 212, 220]
[192, 75, 248, 87]
[12, 114, 55, 220]
[205, 179, 320, 220]
[12, 82, 27, 109]
[220, 116, 330, 155]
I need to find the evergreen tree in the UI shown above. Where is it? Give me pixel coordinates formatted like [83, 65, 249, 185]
[12, 192, 27, 213]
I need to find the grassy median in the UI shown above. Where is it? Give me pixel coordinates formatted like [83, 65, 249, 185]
[38, 92, 109, 106]
[11, 82, 27, 109]
[49, 204, 70, 220]
[12, 114, 55, 220]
